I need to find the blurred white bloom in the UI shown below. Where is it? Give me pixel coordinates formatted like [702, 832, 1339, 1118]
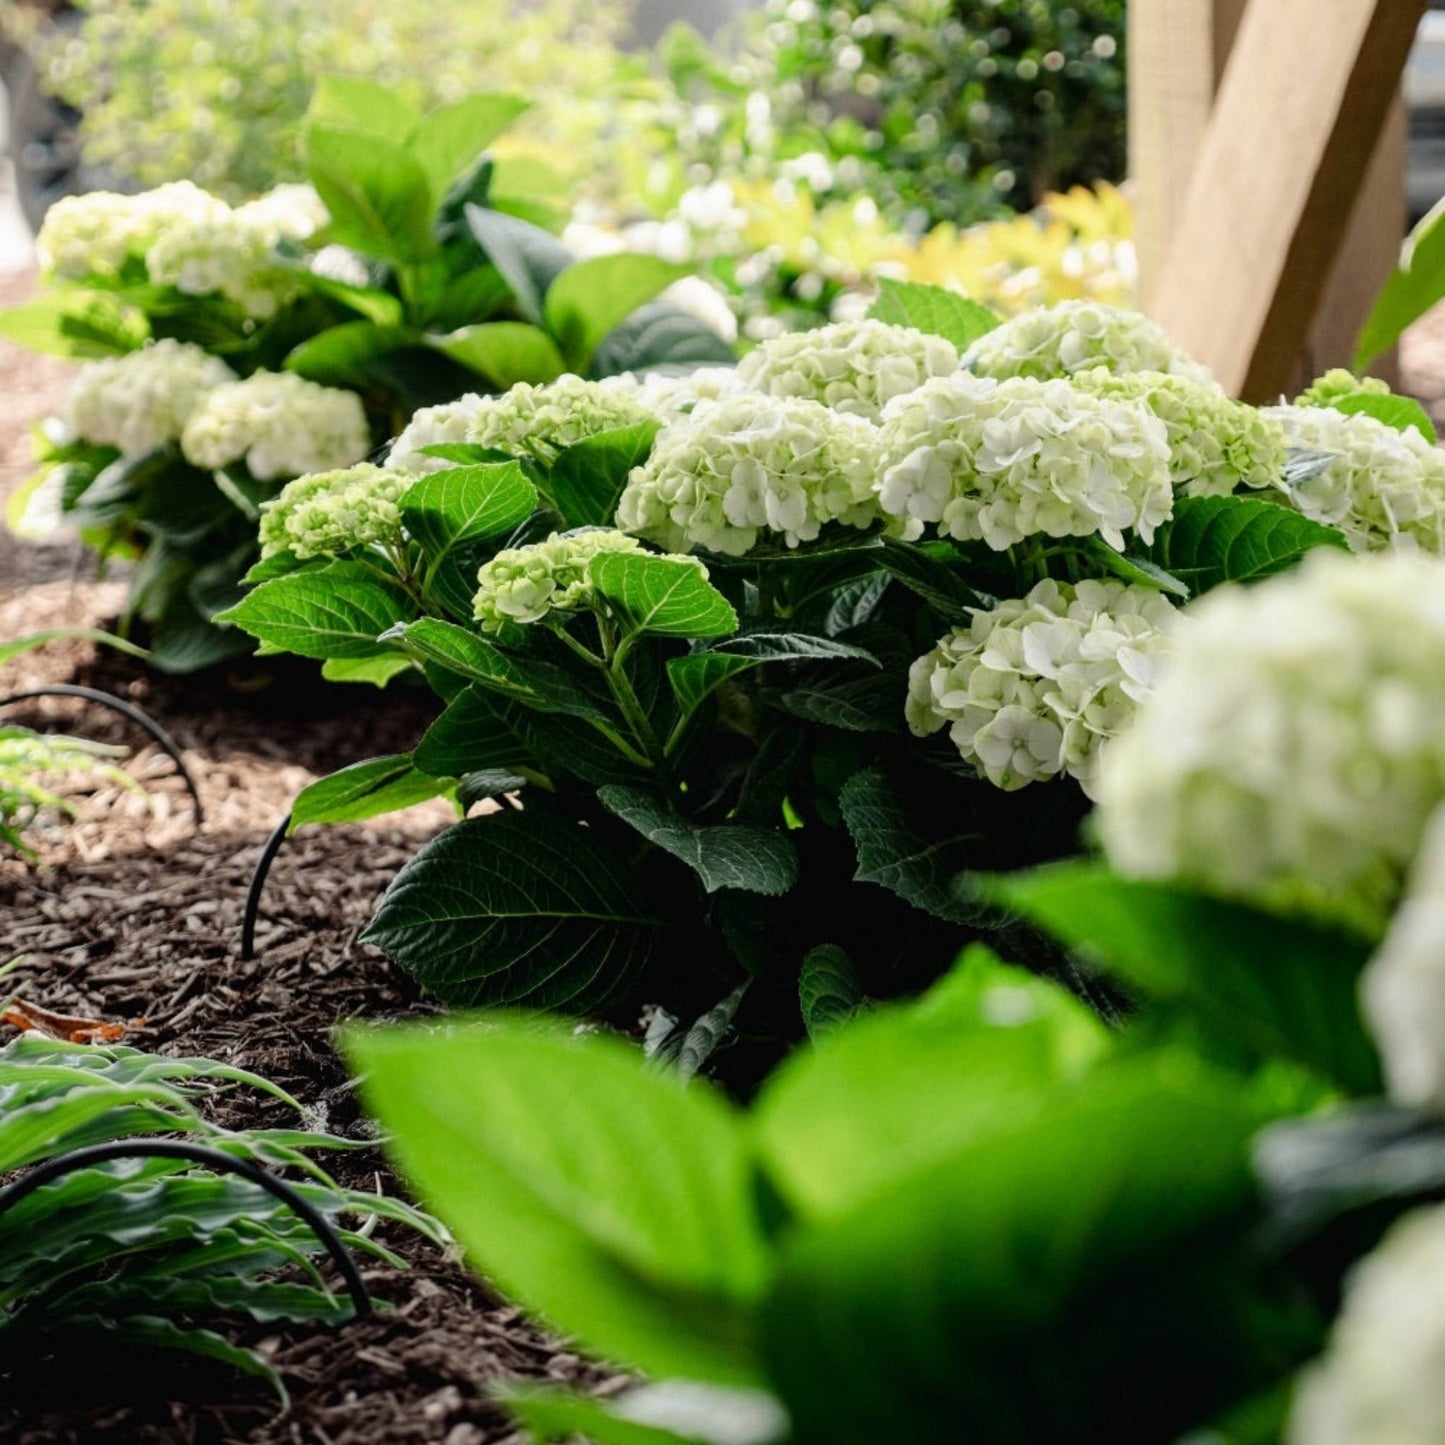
[660, 276, 739, 344]
[61, 340, 236, 457]
[876, 372, 1173, 551]
[629, 367, 745, 421]
[233, 183, 329, 243]
[1262, 403, 1445, 554]
[36, 181, 227, 281]
[907, 578, 1178, 795]
[180, 371, 371, 481]
[259, 463, 411, 560]
[1361, 803, 1445, 1112]
[1096, 549, 1445, 932]
[389, 394, 495, 474]
[1288, 1204, 1445, 1445]
[463, 375, 658, 465]
[473, 529, 645, 630]
[309, 245, 372, 288]
[965, 301, 1215, 385]
[736, 319, 960, 421]
[1071, 367, 1287, 497]
[145, 219, 283, 319]
[617, 392, 880, 555]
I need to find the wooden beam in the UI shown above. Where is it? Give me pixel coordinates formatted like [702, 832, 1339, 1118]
[1147, 0, 1424, 400]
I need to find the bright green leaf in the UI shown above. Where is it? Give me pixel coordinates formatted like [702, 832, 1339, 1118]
[406, 93, 529, 205]
[289, 754, 453, 832]
[867, 279, 1000, 351]
[427, 322, 568, 388]
[547, 422, 661, 528]
[1328, 390, 1438, 442]
[306, 76, 422, 140]
[305, 125, 436, 264]
[1354, 195, 1445, 370]
[320, 654, 416, 688]
[544, 254, 692, 370]
[590, 552, 738, 640]
[0, 291, 148, 359]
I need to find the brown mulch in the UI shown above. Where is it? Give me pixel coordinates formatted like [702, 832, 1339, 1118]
[0, 272, 624, 1442]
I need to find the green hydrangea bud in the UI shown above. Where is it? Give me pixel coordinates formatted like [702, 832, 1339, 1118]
[259, 463, 412, 559]
[473, 530, 645, 631]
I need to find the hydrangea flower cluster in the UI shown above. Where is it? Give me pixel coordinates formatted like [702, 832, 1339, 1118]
[258, 464, 412, 561]
[630, 366, 745, 422]
[1070, 367, 1287, 497]
[473, 530, 646, 631]
[1360, 804, 1445, 1113]
[36, 181, 228, 281]
[735, 319, 961, 421]
[60, 340, 237, 457]
[876, 373, 1173, 551]
[1261, 403, 1445, 554]
[964, 301, 1215, 385]
[144, 184, 327, 320]
[1095, 549, 1445, 931]
[1296, 368, 1391, 409]
[905, 578, 1179, 796]
[1287, 1203, 1445, 1445]
[457, 376, 658, 466]
[180, 372, 370, 482]
[388, 395, 496, 475]
[616, 392, 880, 555]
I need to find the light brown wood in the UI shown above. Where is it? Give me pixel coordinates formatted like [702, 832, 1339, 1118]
[1147, 0, 1423, 400]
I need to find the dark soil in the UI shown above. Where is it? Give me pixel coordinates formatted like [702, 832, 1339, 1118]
[0, 271, 624, 1443]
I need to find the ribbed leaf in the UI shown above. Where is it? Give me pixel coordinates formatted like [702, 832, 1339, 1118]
[590, 552, 738, 640]
[407, 94, 529, 204]
[544, 254, 692, 369]
[868, 279, 1000, 350]
[798, 946, 865, 1039]
[305, 125, 435, 264]
[1139, 495, 1349, 593]
[598, 786, 798, 895]
[289, 754, 453, 832]
[361, 812, 662, 1009]
[1326, 390, 1437, 442]
[414, 684, 535, 776]
[547, 422, 661, 528]
[216, 561, 415, 660]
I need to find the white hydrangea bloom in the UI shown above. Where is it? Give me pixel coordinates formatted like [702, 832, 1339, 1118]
[180, 371, 371, 482]
[965, 301, 1215, 385]
[233, 184, 329, 244]
[1071, 367, 1287, 498]
[1360, 803, 1445, 1112]
[61, 340, 237, 457]
[735, 319, 961, 421]
[258, 463, 412, 560]
[630, 367, 746, 422]
[1262, 403, 1445, 554]
[463, 375, 658, 465]
[907, 578, 1179, 796]
[1288, 1204, 1445, 1445]
[35, 181, 228, 281]
[876, 372, 1173, 552]
[1096, 549, 1445, 931]
[473, 529, 646, 631]
[145, 218, 286, 319]
[388, 394, 495, 474]
[616, 392, 880, 556]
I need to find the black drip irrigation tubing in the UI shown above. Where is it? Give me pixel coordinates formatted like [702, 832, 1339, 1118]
[0, 684, 204, 826]
[0, 1138, 371, 1320]
[241, 811, 292, 962]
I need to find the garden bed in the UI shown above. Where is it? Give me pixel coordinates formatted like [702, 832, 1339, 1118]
[0, 274, 619, 1443]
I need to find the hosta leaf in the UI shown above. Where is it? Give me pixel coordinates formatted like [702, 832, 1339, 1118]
[590, 552, 738, 640]
[360, 812, 662, 1009]
[215, 561, 416, 660]
[839, 769, 988, 924]
[1139, 495, 1349, 593]
[465, 205, 573, 327]
[547, 422, 661, 528]
[305, 125, 435, 264]
[867, 279, 1000, 351]
[347, 1015, 770, 1383]
[289, 754, 453, 833]
[407, 93, 529, 205]
[598, 786, 798, 895]
[798, 946, 865, 1039]
[588, 302, 736, 377]
[1327, 390, 1438, 442]
[988, 864, 1380, 1095]
[414, 684, 534, 776]
[544, 254, 692, 370]
[428, 321, 568, 388]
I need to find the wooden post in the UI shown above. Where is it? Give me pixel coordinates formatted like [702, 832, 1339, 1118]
[1133, 0, 1418, 399]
